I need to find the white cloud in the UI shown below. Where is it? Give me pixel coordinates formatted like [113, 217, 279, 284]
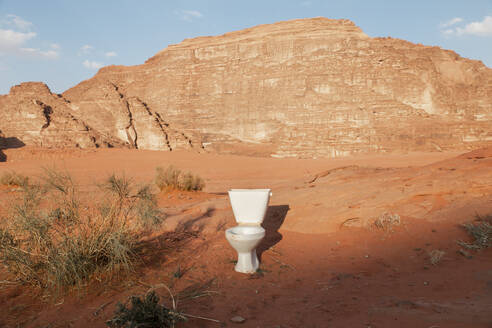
[5, 14, 33, 31]
[0, 30, 59, 59]
[300, 1, 312, 7]
[83, 59, 103, 69]
[0, 15, 59, 59]
[439, 17, 463, 28]
[175, 9, 203, 22]
[441, 15, 492, 37]
[105, 51, 117, 57]
[183, 10, 203, 18]
[20, 47, 59, 59]
[456, 16, 492, 36]
[0, 29, 36, 51]
[80, 44, 93, 54]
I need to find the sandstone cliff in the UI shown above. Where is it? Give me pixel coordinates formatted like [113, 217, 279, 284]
[0, 82, 124, 149]
[1, 18, 491, 157]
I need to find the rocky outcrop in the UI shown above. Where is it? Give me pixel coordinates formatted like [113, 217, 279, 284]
[0, 82, 123, 149]
[0, 130, 6, 162]
[2, 18, 492, 157]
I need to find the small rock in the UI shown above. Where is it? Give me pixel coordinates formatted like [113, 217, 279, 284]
[230, 316, 246, 323]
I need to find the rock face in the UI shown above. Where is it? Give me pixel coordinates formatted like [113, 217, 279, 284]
[1, 18, 491, 157]
[62, 81, 204, 152]
[0, 82, 123, 149]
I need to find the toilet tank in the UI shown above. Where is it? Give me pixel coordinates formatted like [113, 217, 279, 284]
[228, 189, 271, 225]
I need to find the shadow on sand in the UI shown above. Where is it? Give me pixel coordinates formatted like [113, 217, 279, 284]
[0, 137, 25, 162]
[257, 204, 290, 261]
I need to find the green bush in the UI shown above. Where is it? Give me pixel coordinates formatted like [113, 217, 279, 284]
[107, 291, 186, 328]
[155, 166, 204, 192]
[0, 170, 165, 291]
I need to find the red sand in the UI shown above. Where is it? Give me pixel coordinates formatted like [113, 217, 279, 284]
[0, 147, 491, 327]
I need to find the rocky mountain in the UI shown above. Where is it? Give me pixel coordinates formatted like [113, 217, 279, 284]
[1, 18, 491, 157]
[0, 82, 123, 149]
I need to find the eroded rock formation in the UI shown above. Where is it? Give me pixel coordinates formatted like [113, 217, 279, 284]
[0, 82, 123, 149]
[1, 18, 491, 157]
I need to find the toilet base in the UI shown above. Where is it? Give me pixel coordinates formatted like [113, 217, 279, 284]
[235, 250, 259, 274]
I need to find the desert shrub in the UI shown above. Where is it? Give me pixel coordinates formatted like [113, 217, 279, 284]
[102, 174, 165, 228]
[374, 212, 400, 231]
[155, 166, 204, 192]
[428, 249, 445, 265]
[457, 214, 492, 250]
[155, 166, 181, 191]
[0, 170, 165, 291]
[0, 171, 29, 187]
[43, 168, 80, 224]
[136, 199, 164, 228]
[181, 172, 205, 192]
[106, 290, 186, 328]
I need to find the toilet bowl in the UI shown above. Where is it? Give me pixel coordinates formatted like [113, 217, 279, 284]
[226, 189, 271, 273]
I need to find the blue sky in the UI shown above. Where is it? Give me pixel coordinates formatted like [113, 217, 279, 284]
[0, 0, 491, 94]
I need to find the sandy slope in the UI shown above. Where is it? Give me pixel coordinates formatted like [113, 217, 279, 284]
[0, 147, 491, 327]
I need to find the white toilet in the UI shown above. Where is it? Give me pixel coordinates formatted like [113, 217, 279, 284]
[226, 189, 272, 274]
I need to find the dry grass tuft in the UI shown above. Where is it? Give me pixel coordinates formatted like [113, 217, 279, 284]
[155, 165, 204, 192]
[0, 171, 29, 187]
[457, 214, 492, 250]
[0, 169, 165, 292]
[428, 249, 445, 265]
[176, 278, 218, 302]
[374, 212, 401, 231]
[101, 173, 165, 229]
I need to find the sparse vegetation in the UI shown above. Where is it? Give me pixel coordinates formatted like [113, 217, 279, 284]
[172, 264, 183, 279]
[155, 165, 204, 192]
[106, 290, 186, 328]
[374, 212, 401, 231]
[428, 249, 445, 265]
[107, 280, 219, 328]
[0, 169, 165, 291]
[175, 278, 218, 301]
[102, 174, 165, 229]
[0, 171, 29, 187]
[457, 214, 492, 250]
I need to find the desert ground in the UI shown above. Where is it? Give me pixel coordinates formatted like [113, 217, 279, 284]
[0, 147, 491, 327]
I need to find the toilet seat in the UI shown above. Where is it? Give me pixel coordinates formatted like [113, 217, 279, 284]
[226, 225, 265, 239]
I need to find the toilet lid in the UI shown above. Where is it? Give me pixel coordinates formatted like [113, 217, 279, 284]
[229, 189, 271, 225]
